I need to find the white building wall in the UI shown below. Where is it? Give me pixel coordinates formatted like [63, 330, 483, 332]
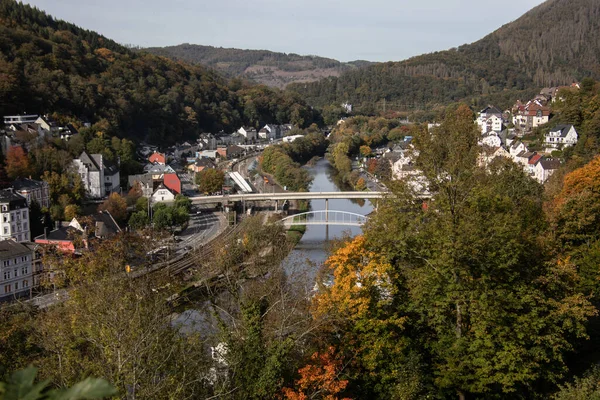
[0, 251, 33, 299]
[0, 208, 30, 243]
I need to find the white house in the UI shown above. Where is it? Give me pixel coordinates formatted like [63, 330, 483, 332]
[481, 133, 502, 148]
[476, 105, 504, 133]
[72, 151, 120, 199]
[151, 183, 176, 203]
[534, 158, 561, 183]
[544, 125, 578, 149]
[237, 127, 257, 141]
[11, 178, 51, 208]
[0, 190, 30, 243]
[509, 141, 527, 158]
[0, 240, 34, 301]
[258, 124, 279, 140]
[512, 100, 550, 131]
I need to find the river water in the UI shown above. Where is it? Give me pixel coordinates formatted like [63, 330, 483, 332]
[283, 158, 373, 280]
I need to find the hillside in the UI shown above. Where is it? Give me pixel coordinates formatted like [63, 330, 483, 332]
[142, 44, 373, 88]
[0, 1, 319, 145]
[288, 0, 600, 113]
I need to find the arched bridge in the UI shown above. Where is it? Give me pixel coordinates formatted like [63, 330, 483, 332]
[279, 210, 368, 227]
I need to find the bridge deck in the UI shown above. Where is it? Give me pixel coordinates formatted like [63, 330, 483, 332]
[189, 191, 387, 204]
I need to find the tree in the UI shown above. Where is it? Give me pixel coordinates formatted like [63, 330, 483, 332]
[196, 169, 224, 194]
[5, 146, 32, 180]
[98, 193, 127, 223]
[362, 105, 595, 398]
[128, 211, 148, 231]
[63, 204, 80, 221]
[282, 347, 350, 400]
[359, 145, 372, 157]
[152, 207, 173, 231]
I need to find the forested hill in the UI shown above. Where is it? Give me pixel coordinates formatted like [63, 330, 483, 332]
[288, 0, 600, 113]
[0, 0, 319, 145]
[142, 44, 373, 88]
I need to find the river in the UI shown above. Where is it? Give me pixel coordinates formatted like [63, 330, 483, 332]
[283, 158, 373, 281]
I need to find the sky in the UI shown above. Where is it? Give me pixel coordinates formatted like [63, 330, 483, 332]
[23, 0, 545, 62]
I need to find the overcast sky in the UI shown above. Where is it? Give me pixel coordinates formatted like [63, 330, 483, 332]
[23, 0, 545, 62]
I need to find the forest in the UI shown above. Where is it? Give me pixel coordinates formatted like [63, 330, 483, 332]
[288, 0, 600, 114]
[0, 0, 320, 146]
[142, 43, 373, 88]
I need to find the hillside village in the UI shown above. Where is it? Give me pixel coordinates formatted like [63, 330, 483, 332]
[0, 112, 302, 302]
[387, 84, 581, 190]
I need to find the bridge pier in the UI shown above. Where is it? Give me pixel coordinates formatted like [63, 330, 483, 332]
[325, 199, 328, 223]
[275, 200, 278, 211]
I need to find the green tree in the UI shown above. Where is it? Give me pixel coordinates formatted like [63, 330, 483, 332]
[128, 211, 149, 231]
[152, 207, 173, 231]
[196, 169, 224, 194]
[363, 105, 595, 399]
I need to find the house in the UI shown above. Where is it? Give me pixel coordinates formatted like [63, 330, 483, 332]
[151, 183, 176, 203]
[527, 154, 543, 175]
[478, 146, 511, 167]
[197, 150, 218, 159]
[198, 134, 217, 150]
[163, 172, 181, 195]
[237, 127, 257, 141]
[187, 158, 217, 173]
[476, 106, 504, 133]
[127, 173, 154, 198]
[148, 151, 166, 165]
[280, 124, 294, 136]
[0, 190, 30, 243]
[34, 211, 121, 253]
[58, 124, 78, 141]
[11, 178, 50, 208]
[34, 115, 59, 134]
[544, 125, 578, 149]
[0, 240, 34, 301]
[259, 124, 280, 140]
[534, 158, 561, 183]
[512, 100, 550, 131]
[509, 141, 527, 158]
[515, 151, 537, 168]
[71, 211, 122, 239]
[72, 151, 120, 199]
[481, 133, 502, 148]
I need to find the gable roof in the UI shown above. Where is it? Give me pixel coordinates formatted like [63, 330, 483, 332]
[0, 240, 31, 258]
[78, 151, 101, 172]
[549, 124, 575, 137]
[12, 178, 46, 191]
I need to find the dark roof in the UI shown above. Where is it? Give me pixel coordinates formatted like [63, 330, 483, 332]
[195, 158, 216, 167]
[128, 173, 153, 187]
[539, 158, 561, 170]
[78, 151, 101, 172]
[0, 189, 27, 208]
[0, 240, 32, 258]
[550, 124, 575, 137]
[34, 226, 79, 242]
[481, 105, 502, 115]
[90, 211, 121, 237]
[12, 178, 46, 191]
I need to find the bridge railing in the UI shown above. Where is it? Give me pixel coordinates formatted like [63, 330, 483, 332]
[279, 210, 368, 227]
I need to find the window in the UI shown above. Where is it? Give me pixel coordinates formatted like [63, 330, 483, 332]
[3, 260, 8, 267]
[11, 225, 15, 232]
[2, 215, 6, 223]
[4, 284, 10, 293]
[23, 222, 27, 230]
[14, 282, 18, 290]
[21, 266, 27, 274]
[23, 280, 28, 288]
[3, 271, 9, 279]
[13, 269, 17, 277]
[2, 227, 6, 235]
[22, 211, 26, 219]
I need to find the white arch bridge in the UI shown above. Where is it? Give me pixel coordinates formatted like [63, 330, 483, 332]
[279, 210, 368, 227]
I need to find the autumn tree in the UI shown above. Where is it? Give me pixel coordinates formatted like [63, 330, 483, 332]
[282, 347, 351, 400]
[196, 168, 225, 194]
[98, 192, 127, 223]
[359, 145, 372, 157]
[5, 146, 33, 180]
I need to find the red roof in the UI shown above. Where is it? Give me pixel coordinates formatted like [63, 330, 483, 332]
[529, 154, 542, 165]
[149, 152, 166, 165]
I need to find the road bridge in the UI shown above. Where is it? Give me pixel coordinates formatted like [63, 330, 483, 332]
[189, 191, 388, 205]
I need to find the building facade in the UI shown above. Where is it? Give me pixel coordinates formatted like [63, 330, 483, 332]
[12, 178, 51, 208]
[0, 190, 30, 242]
[72, 151, 120, 199]
[0, 240, 33, 301]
